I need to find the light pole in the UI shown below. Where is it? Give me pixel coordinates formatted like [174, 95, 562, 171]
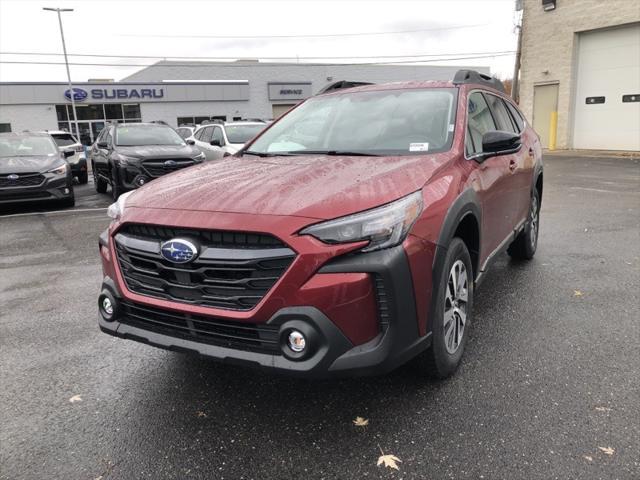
[43, 7, 79, 139]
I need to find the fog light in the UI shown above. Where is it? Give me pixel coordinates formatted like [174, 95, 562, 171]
[102, 297, 114, 316]
[63, 188, 70, 194]
[287, 330, 306, 353]
[134, 175, 148, 187]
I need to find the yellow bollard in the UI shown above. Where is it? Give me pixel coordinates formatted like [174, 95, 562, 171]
[548, 111, 558, 150]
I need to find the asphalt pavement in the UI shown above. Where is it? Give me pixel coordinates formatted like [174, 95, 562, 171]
[1, 155, 639, 480]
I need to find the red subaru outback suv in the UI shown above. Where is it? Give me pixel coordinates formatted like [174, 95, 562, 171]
[98, 70, 543, 378]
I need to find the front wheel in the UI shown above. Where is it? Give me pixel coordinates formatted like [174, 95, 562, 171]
[94, 164, 108, 194]
[110, 168, 124, 200]
[417, 237, 473, 379]
[508, 189, 540, 260]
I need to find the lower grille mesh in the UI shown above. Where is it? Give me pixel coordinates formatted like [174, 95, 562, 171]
[119, 301, 282, 354]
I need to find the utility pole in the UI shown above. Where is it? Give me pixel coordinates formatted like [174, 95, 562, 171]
[511, 0, 524, 103]
[43, 7, 79, 139]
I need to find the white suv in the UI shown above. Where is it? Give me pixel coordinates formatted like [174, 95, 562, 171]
[42, 130, 88, 184]
[190, 121, 266, 158]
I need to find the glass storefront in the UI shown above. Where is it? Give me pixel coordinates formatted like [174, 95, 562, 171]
[56, 103, 142, 145]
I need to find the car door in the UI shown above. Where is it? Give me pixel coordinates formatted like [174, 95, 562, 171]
[485, 93, 531, 227]
[193, 126, 219, 161]
[91, 127, 111, 178]
[465, 91, 514, 262]
[211, 126, 229, 154]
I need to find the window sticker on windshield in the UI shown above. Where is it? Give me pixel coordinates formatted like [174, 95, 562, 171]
[409, 142, 429, 152]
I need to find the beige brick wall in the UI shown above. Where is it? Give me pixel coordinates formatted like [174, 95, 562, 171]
[519, 0, 640, 148]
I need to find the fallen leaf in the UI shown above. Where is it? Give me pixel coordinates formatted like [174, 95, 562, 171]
[573, 290, 584, 297]
[595, 406, 612, 412]
[69, 395, 82, 403]
[377, 446, 401, 470]
[584, 455, 593, 462]
[196, 411, 207, 418]
[598, 447, 615, 456]
[353, 416, 369, 427]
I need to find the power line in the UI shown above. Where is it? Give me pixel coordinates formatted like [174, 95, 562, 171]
[0, 53, 515, 69]
[117, 23, 490, 39]
[0, 50, 516, 61]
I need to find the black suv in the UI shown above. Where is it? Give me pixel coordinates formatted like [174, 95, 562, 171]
[0, 132, 75, 207]
[91, 123, 205, 199]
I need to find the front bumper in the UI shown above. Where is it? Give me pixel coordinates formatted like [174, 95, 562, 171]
[98, 240, 432, 377]
[0, 173, 73, 205]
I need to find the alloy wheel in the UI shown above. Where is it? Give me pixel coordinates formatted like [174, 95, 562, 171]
[530, 195, 539, 249]
[443, 260, 468, 354]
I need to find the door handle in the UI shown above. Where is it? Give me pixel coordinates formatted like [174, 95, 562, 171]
[509, 159, 517, 172]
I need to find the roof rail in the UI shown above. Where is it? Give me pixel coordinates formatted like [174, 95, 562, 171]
[316, 80, 374, 95]
[452, 70, 505, 93]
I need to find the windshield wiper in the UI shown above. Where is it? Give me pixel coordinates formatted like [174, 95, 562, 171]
[242, 150, 298, 157]
[291, 150, 380, 157]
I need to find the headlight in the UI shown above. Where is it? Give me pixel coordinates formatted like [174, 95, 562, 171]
[48, 163, 69, 176]
[107, 191, 134, 220]
[193, 151, 205, 161]
[300, 191, 423, 252]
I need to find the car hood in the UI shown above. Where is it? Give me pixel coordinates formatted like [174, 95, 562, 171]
[126, 153, 451, 219]
[0, 155, 64, 174]
[115, 144, 199, 159]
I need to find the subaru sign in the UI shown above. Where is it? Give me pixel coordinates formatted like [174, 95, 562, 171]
[64, 87, 164, 102]
[64, 88, 88, 102]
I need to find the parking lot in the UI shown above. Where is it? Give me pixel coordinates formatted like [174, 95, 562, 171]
[0, 154, 639, 479]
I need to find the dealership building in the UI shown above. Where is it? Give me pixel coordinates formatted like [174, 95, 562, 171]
[518, 0, 639, 150]
[0, 62, 488, 145]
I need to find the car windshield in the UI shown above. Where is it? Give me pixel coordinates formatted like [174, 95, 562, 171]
[247, 88, 457, 156]
[115, 125, 185, 146]
[225, 124, 265, 144]
[50, 133, 78, 147]
[0, 136, 59, 158]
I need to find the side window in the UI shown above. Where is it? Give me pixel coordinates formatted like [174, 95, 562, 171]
[212, 127, 225, 145]
[105, 128, 113, 146]
[201, 127, 214, 143]
[486, 94, 517, 133]
[467, 92, 497, 155]
[193, 127, 204, 141]
[505, 101, 525, 132]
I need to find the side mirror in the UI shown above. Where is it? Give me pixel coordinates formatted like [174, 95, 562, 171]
[97, 141, 109, 149]
[186, 139, 195, 145]
[210, 139, 222, 147]
[62, 149, 75, 158]
[473, 131, 521, 162]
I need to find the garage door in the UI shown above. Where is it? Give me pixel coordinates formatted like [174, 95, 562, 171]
[272, 104, 296, 119]
[573, 24, 640, 150]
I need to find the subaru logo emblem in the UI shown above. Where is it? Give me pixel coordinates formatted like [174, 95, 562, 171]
[64, 88, 88, 102]
[164, 160, 177, 167]
[160, 239, 198, 263]
[7, 174, 19, 181]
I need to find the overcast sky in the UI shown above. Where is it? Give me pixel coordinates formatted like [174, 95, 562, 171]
[0, 0, 519, 82]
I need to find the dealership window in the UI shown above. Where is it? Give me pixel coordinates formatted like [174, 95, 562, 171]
[104, 104, 123, 120]
[123, 104, 141, 119]
[0, 123, 11, 133]
[177, 115, 227, 125]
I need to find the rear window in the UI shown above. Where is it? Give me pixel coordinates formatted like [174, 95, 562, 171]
[51, 133, 78, 147]
[225, 124, 264, 144]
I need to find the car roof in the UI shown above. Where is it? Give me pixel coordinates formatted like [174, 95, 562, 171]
[0, 131, 53, 138]
[314, 79, 506, 97]
[115, 122, 170, 128]
[41, 130, 75, 136]
[224, 122, 265, 126]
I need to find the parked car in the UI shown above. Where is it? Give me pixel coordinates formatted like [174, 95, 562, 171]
[97, 70, 543, 379]
[41, 130, 88, 184]
[175, 125, 197, 140]
[190, 120, 266, 157]
[90, 122, 205, 200]
[0, 132, 75, 207]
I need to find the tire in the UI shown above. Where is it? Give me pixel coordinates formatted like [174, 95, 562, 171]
[417, 237, 474, 379]
[110, 168, 124, 200]
[508, 189, 540, 260]
[94, 166, 108, 194]
[77, 170, 88, 185]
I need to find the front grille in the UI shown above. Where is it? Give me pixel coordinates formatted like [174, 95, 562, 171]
[374, 275, 391, 333]
[141, 158, 195, 178]
[115, 224, 296, 311]
[119, 301, 281, 354]
[0, 173, 45, 188]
